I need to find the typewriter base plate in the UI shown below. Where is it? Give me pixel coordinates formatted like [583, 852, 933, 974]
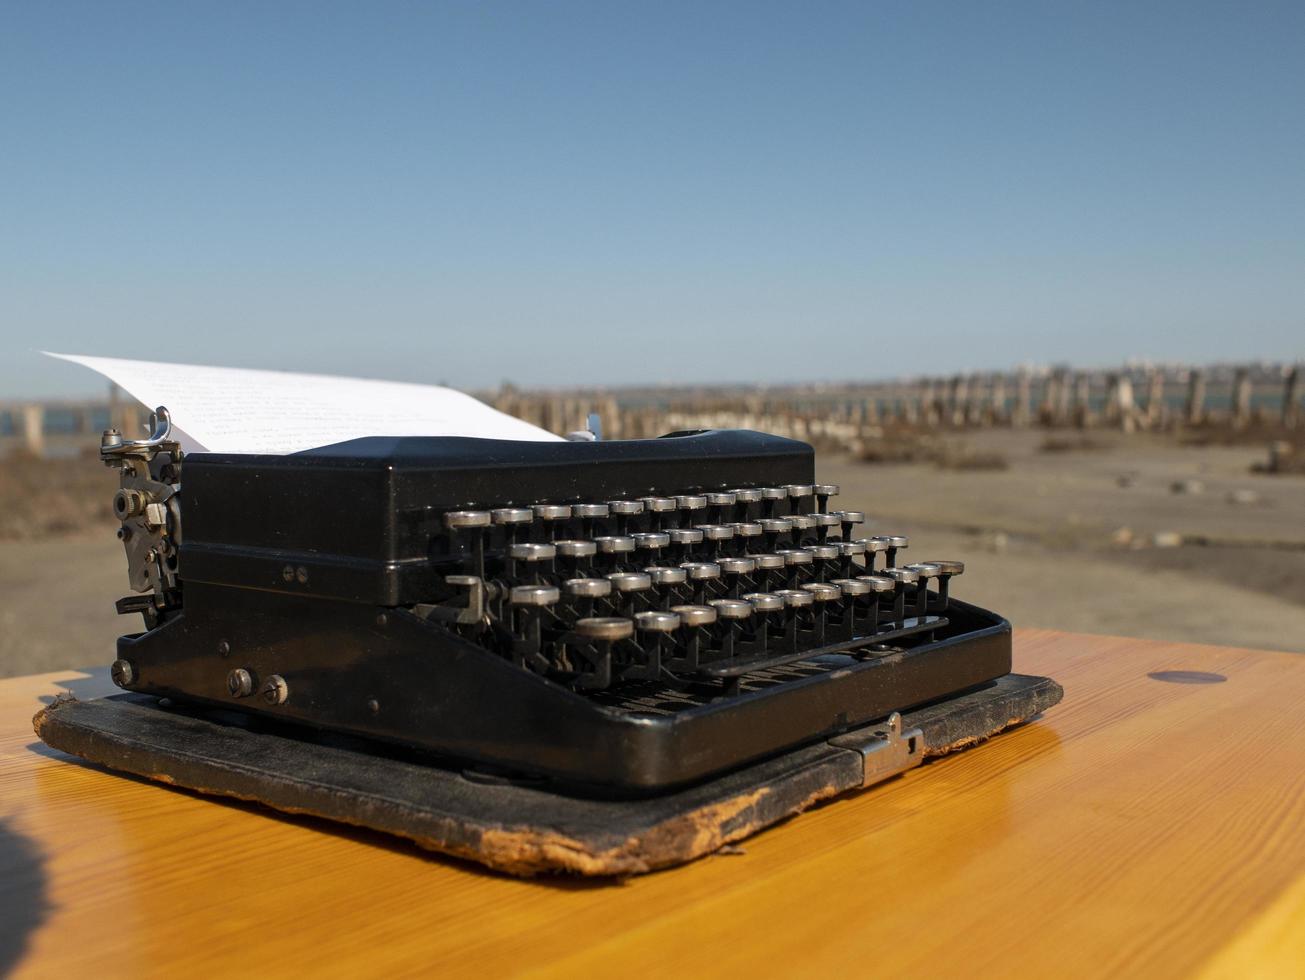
[34, 673, 1062, 877]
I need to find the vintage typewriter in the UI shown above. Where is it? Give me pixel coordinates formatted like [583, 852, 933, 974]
[37, 407, 1060, 874]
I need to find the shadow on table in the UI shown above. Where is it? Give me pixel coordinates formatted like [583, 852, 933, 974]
[34, 666, 115, 707]
[0, 819, 49, 975]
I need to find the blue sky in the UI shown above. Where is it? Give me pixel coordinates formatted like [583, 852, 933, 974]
[3, 1, 1302, 397]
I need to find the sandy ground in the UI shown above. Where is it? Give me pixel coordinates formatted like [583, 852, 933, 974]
[1, 429, 1302, 679]
[818, 430, 1305, 653]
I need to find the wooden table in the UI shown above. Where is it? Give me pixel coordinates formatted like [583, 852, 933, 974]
[3, 629, 1305, 979]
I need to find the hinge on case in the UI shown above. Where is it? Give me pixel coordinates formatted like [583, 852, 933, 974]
[828, 712, 924, 788]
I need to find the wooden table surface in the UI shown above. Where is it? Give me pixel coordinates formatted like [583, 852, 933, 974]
[3, 629, 1305, 979]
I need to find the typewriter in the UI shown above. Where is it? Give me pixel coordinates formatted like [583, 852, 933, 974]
[87, 406, 1037, 795]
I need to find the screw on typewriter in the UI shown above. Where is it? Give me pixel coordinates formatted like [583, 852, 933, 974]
[95, 418, 1048, 794]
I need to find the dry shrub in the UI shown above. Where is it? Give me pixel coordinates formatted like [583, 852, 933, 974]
[1039, 434, 1107, 453]
[934, 446, 1010, 471]
[858, 435, 1008, 471]
[0, 449, 118, 540]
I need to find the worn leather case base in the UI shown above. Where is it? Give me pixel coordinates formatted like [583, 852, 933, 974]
[34, 673, 1062, 877]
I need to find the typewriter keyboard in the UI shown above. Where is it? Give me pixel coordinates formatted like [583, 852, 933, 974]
[420, 484, 965, 696]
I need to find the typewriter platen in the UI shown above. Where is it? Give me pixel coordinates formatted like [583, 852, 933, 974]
[100, 408, 1018, 793]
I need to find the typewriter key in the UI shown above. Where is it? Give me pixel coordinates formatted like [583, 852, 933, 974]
[728, 522, 762, 556]
[667, 526, 704, 561]
[776, 547, 813, 588]
[645, 565, 687, 587]
[860, 535, 891, 572]
[607, 571, 652, 616]
[640, 496, 677, 529]
[772, 588, 814, 653]
[492, 508, 534, 546]
[758, 517, 794, 552]
[510, 584, 559, 605]
[835, 510, 866, 542]
[883, 567, 920, 627]
[750, 552, 786, 592]
[729, 488, 763, 521]
[809, 511, 841, 543]
[707, 598, 752, 662]
[563, 577, 611, 618]
[742, 592, 783, 653]
[634, 610, 680, 678]
[631, 531, 670, 559]
[607, 571, 651, 590]
[508, 542, 556, 582]
[787, 514, 816, 545]
[717, 556, 756, 597]
[510, 585, 559, 669]
[704, 491, 736, 524]
[743, 592, 783, 613]
[905, 563, 942, 620]
[931, 559, 965, 607]
[801, 582, 841, 644]
[572, 617, 633, 688]
[576, 616, 632, 640]
[705, 491, 737, 506]
[695, 524, 735, 560]
[674, 496, 707, 529]
[856, 574, 896, 634]
[804, 544, 839, 581]
[607, 500, 644, 533]
[444, 510, 492, 578]
[679, 561, 721, 604]
[532, 504, 572, 540]
[594, 536, 636, 571]
[759, 486, 789, 517]
[671, 604, 717, 627]
[883, 535, 909, 568]
[836, 539, 866, 578]
[830, 578, 871, 638]
[571, 503, 609, 537]
[445, 510, 491, 529]
[564, 577, 611, 597]
[814, 484, 840, 513]
[670, 604, 716, 669]
[635, 610, 680, 632]
[784, 485, 814, 517]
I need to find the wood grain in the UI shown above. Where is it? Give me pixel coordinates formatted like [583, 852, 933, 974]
[3, 629, 1305, 979]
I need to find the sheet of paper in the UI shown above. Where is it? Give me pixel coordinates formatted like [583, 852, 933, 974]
[46, 352, 563, 454]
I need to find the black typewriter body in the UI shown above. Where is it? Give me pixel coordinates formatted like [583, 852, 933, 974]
[106, 426, 1012, 794]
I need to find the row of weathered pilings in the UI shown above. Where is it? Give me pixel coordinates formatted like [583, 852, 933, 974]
[3, 365, 1300, 457]
[492, 364, 1303, 448]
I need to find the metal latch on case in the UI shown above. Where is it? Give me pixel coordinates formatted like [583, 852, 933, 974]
[829, 712, 924, 788]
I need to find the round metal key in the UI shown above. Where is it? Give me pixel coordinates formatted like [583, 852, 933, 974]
[444, 510, 491, 529]
[510, 585, 559, 606]
[645, 565, 688, 586]
[508, 542, 556, 561]
[679, 561, 721, 581]
[671, 604, 717, 627]
[742, 592, 784, 613]
[635, 611, 680, 633]
[564, 577, 611, 598]
[575, 617, 633, 641]
[555, 540, 597, 558]
[606, 571, 652, 592]
[708, 598, 753, 620]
